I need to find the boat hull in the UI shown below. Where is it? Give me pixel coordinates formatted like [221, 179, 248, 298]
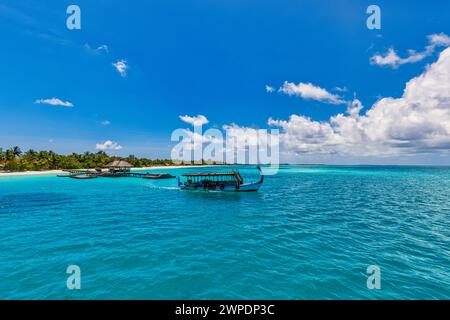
[69, 175, 98, 179]
[179, 181, 262, 192]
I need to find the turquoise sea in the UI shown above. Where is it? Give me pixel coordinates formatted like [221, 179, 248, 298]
[0, 165, 449, 299]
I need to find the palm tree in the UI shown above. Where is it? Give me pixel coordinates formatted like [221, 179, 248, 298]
[24, 149, 37, 160]
[0, 148, 5, 166]
[12, 146, 22, 157]
[5, 149, 15, 161]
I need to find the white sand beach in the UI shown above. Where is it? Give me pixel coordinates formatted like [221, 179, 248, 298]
[0, 170, 66, 177]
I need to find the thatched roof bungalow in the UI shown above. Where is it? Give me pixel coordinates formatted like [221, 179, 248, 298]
[105, 160, 133, 173]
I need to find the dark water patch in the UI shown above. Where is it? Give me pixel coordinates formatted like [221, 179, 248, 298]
[0, 192, 74, 214]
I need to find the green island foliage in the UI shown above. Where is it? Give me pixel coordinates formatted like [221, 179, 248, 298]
[0, 146, 216, 172]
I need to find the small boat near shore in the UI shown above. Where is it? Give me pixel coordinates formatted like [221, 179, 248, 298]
[178, 166, 263, 192]
[143, 173, 175, 179]
[70, 175, 98, 180]
[57, 174, 78, 178]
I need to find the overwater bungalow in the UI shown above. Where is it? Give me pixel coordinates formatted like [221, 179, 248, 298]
[105, 160, 134, 176]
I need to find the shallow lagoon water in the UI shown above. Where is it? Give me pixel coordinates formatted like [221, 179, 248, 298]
[0, 165, 449, 299]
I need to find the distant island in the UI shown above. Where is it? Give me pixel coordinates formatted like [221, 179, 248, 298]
[0, 146, 218, 172]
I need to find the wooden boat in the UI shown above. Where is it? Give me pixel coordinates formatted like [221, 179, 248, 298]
[69, 174, 98, 179]
[143, 173, 175, 179]
[178, 166, 263, 192]
[60, 169, 98, 178]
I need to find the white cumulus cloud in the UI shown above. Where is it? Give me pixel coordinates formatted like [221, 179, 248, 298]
[270, 47, 450, 157]
[95, 140, 123, 151]
[278, 81, 345, 105]
[370, 33, 450, 68]
[428, 33, 450, 47]
[34, 97, 73, 107]
[112, 59, 128, 77]
[265, 85, 275, 93]
[333, 86, 348, 93]
[179, 114, 209, 127]
[84, 43, 109, 55]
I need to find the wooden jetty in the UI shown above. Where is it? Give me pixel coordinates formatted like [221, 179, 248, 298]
[59, 161, 175, 180]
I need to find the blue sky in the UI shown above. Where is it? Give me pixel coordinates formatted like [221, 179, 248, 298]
[1, 0, 449, 164]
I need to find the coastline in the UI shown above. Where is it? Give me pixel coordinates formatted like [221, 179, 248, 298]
[0, 165, 217, 177]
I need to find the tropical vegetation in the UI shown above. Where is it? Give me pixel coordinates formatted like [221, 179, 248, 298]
[0, 146, 207, 172]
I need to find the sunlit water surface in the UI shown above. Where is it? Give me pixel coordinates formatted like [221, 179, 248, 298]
[0, 165, 449, 299]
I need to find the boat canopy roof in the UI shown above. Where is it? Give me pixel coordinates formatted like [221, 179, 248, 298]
[182, 171, 239, 177]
